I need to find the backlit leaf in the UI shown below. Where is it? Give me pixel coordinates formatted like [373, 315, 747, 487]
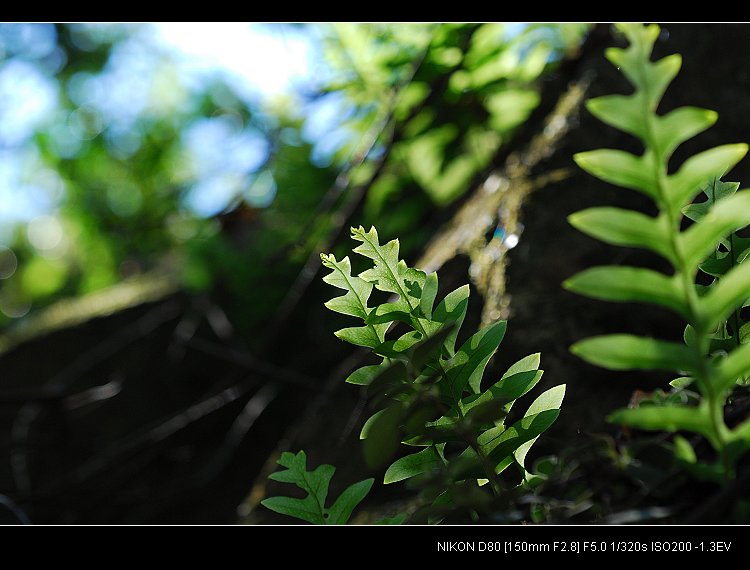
[564, 266, 688, 317]
[571, 334, 695, 372]
[262, 450, 372, 525]
[384, 446, 443, 484]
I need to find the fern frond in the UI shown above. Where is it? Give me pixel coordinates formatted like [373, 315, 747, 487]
[321, 226, 565, 517]
[568, 22, 750, 480]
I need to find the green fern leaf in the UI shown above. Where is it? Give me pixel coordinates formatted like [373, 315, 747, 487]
[383, 446, 443, 484]
[564, 266, 689, 317]
[568, 207, 674, 263]
[261, 451, 374, 524]
[608, 405, 714, 442]
[322, 226, 563, 509]
[351, 226, 428, 325]
[571, 334, 695, 372]
[569, 22, 750, 480]
[442, 320, 507, 400]
[321, 253, 389, 348]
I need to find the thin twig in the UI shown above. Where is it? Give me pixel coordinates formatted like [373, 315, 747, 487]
[0, 494, 32, 524]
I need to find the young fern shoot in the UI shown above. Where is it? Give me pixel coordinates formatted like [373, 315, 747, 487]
[565, 23, 750, 481]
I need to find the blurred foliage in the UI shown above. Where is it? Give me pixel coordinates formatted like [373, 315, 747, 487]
[320, 23, 588, 249]
[0, 23, 339, 333]
[0, 23, 588, 337]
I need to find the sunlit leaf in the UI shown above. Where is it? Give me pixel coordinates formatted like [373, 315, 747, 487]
[443, 320, 507, 399]
[514, 385, 566, 469]
[574, 149, 657, 199]
[427, 284, 470, 356]
[384, 446, 443, 484]
[481, 409, 561, 469]
[568, 208, 673, 262]
[653, 106, 718, 158]
[564, 266, 688, 317]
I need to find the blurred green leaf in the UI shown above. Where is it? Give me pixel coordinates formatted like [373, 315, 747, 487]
[571, 334, 695, 372]
[564, 266, 688, 317]
[361, 404, 405, 468]
[486, 89, 540, 132]
[574, 149, 657, 199]
[609, 405, 713, 439]
[20, 257, 68, 299]
[568, 207, 673, 263]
